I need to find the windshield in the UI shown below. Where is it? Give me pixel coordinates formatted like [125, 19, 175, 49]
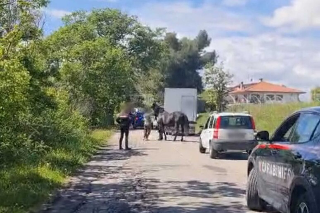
[219, 116, 253, 129]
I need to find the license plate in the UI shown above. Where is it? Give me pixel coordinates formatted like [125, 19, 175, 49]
[228, 133, 245, 138]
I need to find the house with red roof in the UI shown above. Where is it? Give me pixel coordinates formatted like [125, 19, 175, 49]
[228, 79, 305, 104]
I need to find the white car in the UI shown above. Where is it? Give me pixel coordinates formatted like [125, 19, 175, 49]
[199, 112, 257, 158]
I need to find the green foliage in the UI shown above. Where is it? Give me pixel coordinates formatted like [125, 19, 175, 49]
[203, 63, 233, 112]
[311, 87, 320, 102]
[200, 90, 217, 111]
[195, 112, 210, 133]
[0, 2, 116, 213]
[161, 30, 217, 93]
[0, 129, 112, 213]
[46, 8, 166, 126]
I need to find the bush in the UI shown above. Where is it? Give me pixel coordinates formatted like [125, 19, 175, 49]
[0, 84, 113, 213]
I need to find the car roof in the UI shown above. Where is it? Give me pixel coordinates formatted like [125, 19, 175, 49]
[296, 106, 320, 114]
[209, 112, 251, 117]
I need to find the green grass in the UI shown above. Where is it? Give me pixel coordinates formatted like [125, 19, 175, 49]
[196, 112, 209, 133]
[196, 102, 320, 134]
[0, 129, 113, 213]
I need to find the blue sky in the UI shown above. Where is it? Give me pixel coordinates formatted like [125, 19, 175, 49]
[44, 0, 320, 100]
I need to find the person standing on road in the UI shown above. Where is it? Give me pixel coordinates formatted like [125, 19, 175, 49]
[116, 108, 132, 150]
[143, 109, 152, 141]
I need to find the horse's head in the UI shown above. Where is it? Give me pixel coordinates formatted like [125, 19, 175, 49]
[151, 102, 157, 110]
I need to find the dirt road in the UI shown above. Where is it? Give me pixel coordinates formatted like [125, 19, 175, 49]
[42, 130, 271, 213]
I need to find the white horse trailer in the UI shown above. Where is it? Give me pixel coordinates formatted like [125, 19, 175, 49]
[164, 88, 197, 135]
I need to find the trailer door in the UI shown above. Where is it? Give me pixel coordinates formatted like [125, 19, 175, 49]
[181, 96, 196, 121]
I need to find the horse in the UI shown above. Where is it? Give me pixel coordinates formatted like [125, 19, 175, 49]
[157, 111, 190, 141]
[151, 102, 162, 120]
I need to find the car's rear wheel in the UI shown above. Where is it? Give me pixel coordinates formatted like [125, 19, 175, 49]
[246, 168, 266, 211]
[292, 192, 317, 213]
[199, 139, 206, 154]
[209, 142, 218, 159]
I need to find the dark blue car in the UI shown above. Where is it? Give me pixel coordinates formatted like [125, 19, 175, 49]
[132, 108, 145, 129]
[247, 107, 320, 213]
[133, 111, 145, 129]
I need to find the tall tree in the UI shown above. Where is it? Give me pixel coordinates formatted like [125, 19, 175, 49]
[162, 30, 217, 92]
[204, 63, 233, 112]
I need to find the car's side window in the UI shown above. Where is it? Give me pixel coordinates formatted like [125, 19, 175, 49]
[289, 113, 320, 143]
[204, 117, 210, 129]
[312, 122, 320, 140]
[208, 116, 215, 129]
[272, 114, 300, 142]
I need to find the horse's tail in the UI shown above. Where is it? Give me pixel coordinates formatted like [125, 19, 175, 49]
[183, 114, 190, 135]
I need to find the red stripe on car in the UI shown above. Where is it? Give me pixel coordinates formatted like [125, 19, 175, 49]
[257, 144, 290, 150]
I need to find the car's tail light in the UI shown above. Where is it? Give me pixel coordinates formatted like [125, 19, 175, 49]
[251, 117, 256, 131]
[213, 116, 221, 139]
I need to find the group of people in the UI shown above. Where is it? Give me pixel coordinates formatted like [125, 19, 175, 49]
[115, 103, 156, 150]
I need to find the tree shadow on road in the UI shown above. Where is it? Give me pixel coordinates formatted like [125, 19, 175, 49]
[40, 147, 148, 213]
[143, 178, 277, 213]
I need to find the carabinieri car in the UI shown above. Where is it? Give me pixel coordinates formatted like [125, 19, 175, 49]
[247, 107, 320, 213]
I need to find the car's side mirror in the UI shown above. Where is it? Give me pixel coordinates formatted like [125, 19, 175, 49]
[255, 131, 270, 141]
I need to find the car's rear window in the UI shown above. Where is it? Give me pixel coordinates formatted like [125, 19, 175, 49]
[219, 116, 253, 129]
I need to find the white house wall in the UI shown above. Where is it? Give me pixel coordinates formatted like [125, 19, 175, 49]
[229, 93, 300, 104]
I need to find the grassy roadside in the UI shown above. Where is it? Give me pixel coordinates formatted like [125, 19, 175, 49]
[0, 129, 113, 213]
[196, 102, 319, 134]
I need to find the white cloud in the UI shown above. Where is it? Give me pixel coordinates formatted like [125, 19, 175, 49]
[129, 0, 320, 100]
[222, 0, 248, 7]
[43, 8, 71, 19]
[132, 1, 253, 38]
[210, 34, 320, 99]
[264, 0, 320, 30]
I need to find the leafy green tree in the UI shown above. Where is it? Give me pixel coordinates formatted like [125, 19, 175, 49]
[0, 0, 51, 163]
[204, 63, 233, 112]
[311, 87, 320, 102]
[163, 30, 217, 92]
[46, 9, 166, 126]
[200, 90, 217, 112]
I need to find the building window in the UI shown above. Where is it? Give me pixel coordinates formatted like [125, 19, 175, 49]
[276, 95, 283, 101]
[266, 95, 275, 101]
[250, 94, 261, 103]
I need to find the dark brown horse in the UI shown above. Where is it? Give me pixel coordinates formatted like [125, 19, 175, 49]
[151, 102, 163, 120]
[157, 111, 189, 141]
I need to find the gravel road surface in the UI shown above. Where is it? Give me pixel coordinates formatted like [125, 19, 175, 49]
[42, 130, 274, 213]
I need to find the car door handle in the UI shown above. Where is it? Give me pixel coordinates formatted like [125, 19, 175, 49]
[271, 150, 278, 155]
[294, 153, 302, 159]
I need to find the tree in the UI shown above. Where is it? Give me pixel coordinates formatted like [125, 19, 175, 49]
[0, 0, 55, 163]
[196, 30, 211, 50]
[164, 32, 180, 51]
[162, 30, 217, 93]
[204, 63, 233, 112]
[200, 90, 217, 112]
[46, 9, 166, 126]
[311, 87, 320, 102]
